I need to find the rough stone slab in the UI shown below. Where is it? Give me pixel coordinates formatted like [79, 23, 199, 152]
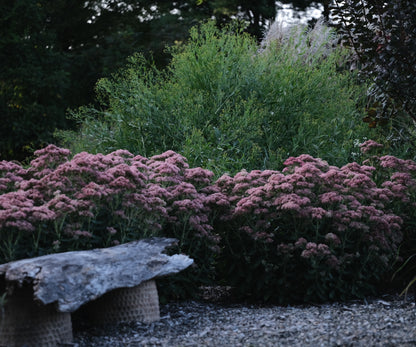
[0, 238, 193, 312]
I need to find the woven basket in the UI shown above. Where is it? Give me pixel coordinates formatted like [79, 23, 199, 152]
[76, 280, 160, 326]
[0, 285, 73, 347]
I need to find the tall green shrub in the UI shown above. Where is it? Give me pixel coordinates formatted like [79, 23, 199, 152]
[60, 21, 377, 175]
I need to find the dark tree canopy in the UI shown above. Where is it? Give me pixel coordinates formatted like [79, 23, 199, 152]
[0, 1, 72, 160]
[0, 1, 196, 160]
[199, 0, 277, 38]
[331, 0, 416, 130]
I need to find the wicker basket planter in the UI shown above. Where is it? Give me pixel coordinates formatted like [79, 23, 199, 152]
[0, 285, 73, 347]
[75, 280, 160, 326]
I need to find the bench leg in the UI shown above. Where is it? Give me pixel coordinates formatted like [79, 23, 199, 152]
[75, 279, 160, 326]
[0, 286, 73, 347]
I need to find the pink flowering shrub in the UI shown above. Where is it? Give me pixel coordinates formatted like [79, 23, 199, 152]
[0, 160, 28, 194]
[143, 151, 226, 297]
[0, 145, 220, 294]
[360, 141, 416, 292]
[2, 143, 416, 302]
[214, 153, 404, 303]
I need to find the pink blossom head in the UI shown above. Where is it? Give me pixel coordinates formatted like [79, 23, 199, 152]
[107, 226, 117, 235]
[29, 145, 71, 177]
[325, 232, 341, 246]
[301, 242, 332, 258]
[301, 242, 318, 258]
[283, 154, 328, 173]
[326, 255, 339, 269]
[359, 140, 383, 154]
[377, 155, 411, 170]
[150, 151, 189, 170]
[295, 237, 308, 248]
[110, 149, 134, 159]
[309, 207, 328, 219]
[184, 167, 214, 186]
[0, 161, 27, 193]
[277, 243, 295, 254]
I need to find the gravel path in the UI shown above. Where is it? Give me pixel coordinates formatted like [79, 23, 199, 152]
[73, 293, 416, 347]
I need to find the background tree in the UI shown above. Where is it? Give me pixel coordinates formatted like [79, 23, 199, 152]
[0, 0, 71, 161]
[0, 0, 210, 161]
[331, 0, 416, 153]
[280, 0, 331, 21]
[198, 0, 277, 38]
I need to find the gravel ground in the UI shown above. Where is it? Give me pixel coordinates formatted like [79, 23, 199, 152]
[73, 292, 416, 347]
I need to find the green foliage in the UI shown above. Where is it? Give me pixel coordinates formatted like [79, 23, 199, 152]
[62, 20, 376, 176]
[331, 0, 416, 157]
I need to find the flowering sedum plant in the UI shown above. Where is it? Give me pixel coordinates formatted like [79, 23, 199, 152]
[359, 140, 416, 298]
[215, 152, 408, 302]
[0, 145, 220, 281]
[1, 143, 416, 303]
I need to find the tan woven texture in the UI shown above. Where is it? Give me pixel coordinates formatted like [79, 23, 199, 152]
[77, 280, 160, 326]
[0, 286, 73, 347]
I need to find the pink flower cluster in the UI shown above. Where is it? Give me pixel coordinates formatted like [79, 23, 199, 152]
[214, 150, 412, 272]
[146, 150, 221, 249]
[361, 146, 416, 208]
[1, 140, 416, 287]
[0, 145, 222, 261]
[0, 160, 27, 194]
[359, 140, 384, 154]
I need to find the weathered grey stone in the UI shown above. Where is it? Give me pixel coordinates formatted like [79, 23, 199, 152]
[0, 238, 193, 312]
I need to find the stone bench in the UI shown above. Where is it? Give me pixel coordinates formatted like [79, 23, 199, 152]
[0, 237, 193, 347]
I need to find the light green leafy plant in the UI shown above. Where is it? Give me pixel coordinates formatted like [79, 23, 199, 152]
[58, 20, 378, 176]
